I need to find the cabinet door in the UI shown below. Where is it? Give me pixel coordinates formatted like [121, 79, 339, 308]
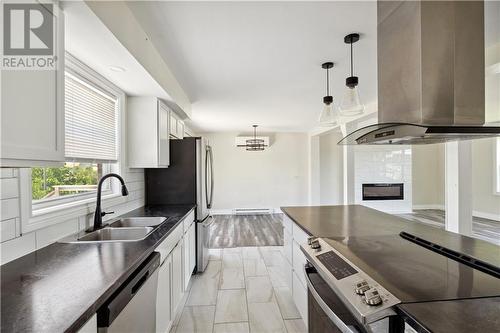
[157, 103, 170, 167]
[169, 113, 178, 139]
[177, 121, 185, 139]
[189, 222, 196, 273]
[182, 233, 191, 290]
[156, 255, 172, 333]
[171, 242, 183, 316]
[1, 3, 65, 167]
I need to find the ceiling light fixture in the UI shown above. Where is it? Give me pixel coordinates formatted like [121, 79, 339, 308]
[319, 62, 340, 127]
[109, 66, 126, 72]
[340, 33, 364, 116]
[246, 125, 265, 151]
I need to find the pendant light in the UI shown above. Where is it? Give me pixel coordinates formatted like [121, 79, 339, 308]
[319, 62, 339, 127]
[340, 33, 364, 116]
[246, 125, 265, 151]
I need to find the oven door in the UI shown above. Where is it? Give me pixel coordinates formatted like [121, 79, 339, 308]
[305, 263, 366, 333]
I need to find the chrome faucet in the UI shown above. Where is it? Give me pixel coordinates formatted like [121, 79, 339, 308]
[92, 173, 129, 231]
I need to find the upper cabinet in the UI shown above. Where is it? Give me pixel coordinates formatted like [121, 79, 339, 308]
[1, 2, 65, 167]
[128, 97, 171, 168]
[169, 112, 185, 140]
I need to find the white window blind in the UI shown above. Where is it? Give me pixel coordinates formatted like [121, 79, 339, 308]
[65, 73, 118, 162]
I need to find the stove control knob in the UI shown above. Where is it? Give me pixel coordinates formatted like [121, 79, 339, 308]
[364, 288, 382, 306]
[307, 236, 317, 245]
[354, 280, 370, 295]
[310, 239, 321, 251]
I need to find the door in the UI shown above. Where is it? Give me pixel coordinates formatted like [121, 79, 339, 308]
[156, 254, 172, 333]
[158, 103, 170, 167]
[171, 242, 183, 316]
[196, 138, 208, 221]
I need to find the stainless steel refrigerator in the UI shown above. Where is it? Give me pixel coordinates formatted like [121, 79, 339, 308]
[145, 137, 214, 272]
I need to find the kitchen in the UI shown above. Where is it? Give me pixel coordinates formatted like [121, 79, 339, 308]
[1, 1, 499, 333]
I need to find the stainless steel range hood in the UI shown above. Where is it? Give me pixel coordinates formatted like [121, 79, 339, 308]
[339, 0, 500, 145]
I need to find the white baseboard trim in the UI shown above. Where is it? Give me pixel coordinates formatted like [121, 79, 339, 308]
[473, 210, 500, 222]
[412, 204, 445, 210]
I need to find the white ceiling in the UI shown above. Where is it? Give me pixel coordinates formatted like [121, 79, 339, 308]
[127, 1, 377, 133]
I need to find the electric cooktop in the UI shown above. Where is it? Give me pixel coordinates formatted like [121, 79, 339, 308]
[322, 233, 500, 303]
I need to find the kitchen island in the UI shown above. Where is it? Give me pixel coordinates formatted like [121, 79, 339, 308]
[281, 205, 500, 333]
[0, 205, 195, 333]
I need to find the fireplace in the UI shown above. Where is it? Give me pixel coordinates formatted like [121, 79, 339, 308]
[362, 183, 404, 201]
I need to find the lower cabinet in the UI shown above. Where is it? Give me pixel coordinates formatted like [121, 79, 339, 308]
[156, 254, 172, 333]
[188, 222, 196, 274]
[183, 233, 191, 291]
[171, 241, 184, 316]
[292, 272, 308, 327]
[77, 314, 97, 333]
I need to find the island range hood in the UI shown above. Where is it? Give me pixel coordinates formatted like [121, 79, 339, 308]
[339, 0, 500, 145]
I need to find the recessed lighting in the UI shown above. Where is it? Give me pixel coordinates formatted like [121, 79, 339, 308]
[109, 66, 125, 72]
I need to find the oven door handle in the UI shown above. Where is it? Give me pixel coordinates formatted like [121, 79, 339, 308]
[304, 265, 361, 333]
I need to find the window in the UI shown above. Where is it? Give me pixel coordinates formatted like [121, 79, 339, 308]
[31, 55, 122, 210]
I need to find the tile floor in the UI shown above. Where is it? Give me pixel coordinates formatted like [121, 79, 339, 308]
[171, 246, 306, 333]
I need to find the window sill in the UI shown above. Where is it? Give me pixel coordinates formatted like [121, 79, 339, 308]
[25, 193, 127, 234]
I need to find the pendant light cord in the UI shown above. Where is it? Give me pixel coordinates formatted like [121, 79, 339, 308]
[350, 41, 353, 77]
[326, 68, 330, 95]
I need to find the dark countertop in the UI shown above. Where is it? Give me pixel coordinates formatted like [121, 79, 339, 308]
[397, 298, 500, 333]
[1, 205, 195, 333]
[281, 205, 500, 333]
[281, 205, 500, 268]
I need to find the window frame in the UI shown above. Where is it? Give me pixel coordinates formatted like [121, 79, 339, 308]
[20, 53, 127, 233]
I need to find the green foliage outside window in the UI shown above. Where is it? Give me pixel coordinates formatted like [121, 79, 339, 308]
[32, 163, 100, 200]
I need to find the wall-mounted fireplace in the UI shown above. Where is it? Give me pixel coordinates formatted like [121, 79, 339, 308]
[362, 183, 404, 201]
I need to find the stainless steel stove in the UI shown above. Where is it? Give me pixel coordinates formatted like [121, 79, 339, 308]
[301, 235, 500, 333]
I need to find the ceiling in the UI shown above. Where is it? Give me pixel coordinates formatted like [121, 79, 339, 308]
[63, 1, 170, 100]
[127, 1, 377, 133]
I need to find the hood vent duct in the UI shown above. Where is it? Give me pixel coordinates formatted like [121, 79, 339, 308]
[339, 0, 500, 145]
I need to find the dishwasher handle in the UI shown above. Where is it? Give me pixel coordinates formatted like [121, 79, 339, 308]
[97, 252, 160, 328]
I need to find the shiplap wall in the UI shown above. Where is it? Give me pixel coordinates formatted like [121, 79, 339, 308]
[0, 167, 145, 264]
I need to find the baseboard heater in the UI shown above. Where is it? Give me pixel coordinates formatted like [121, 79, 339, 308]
[233, 208, 273, 215]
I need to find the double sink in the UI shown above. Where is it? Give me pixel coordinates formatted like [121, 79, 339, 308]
[60, 217, 167, 243]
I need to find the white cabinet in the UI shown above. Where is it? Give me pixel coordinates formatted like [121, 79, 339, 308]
[169, 112, 184, 139]
[171, 241, 184, 316]
[127, 97, 170, 168]
[292, 272, 308, 327]
[182, 219, 196, 291]
[156, 254, 172, 333]
[188, 222, 196, 274]
[1, 2, 65, 167]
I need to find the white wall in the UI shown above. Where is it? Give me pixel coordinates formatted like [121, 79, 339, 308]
[412, 144, 445, 208]
[319, 131, 343, 205]
[203, 132, 309, 212]
[472, 138, 500, 220]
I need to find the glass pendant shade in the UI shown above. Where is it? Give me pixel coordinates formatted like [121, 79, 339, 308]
[319, 102, 339, 126]
[340, 86, 364, 116]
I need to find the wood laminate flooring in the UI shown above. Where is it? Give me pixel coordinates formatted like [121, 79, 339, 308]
[208, 214, 284, 248]
[398, 209, 500, 245]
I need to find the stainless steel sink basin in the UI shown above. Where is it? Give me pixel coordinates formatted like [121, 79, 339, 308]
[108, 217, 166, 228]
[59, 227, 154, 243]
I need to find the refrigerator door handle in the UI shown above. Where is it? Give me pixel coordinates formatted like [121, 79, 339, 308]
[205, 146, 214, 209]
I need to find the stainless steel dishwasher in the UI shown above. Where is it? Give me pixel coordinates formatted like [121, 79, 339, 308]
[97, 252, 160, 333]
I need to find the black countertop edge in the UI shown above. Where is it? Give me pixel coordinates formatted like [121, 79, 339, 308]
[1, 204, 195, 333]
